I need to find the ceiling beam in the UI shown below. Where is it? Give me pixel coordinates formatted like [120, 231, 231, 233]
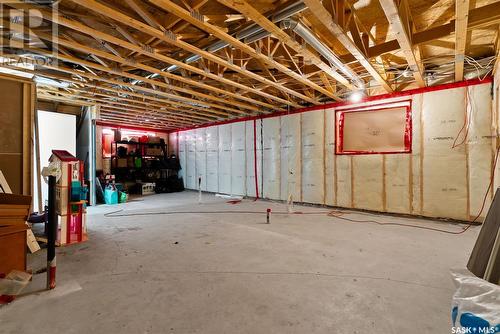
[3, 24, 277, 115]
[302, 0, 393, 92]
[147, 0, 338, 102]
[216, 0, 348, 98]
[38, 87, 210, 123]
[379, 0, 426, 87]
[64, 0, 309, 106]
[124, 0, 165, 31]
[39, 85, 214, 122]
[7, 1, 294, 109]
[455, 0, 470, 81]
[339, 1, 500, 64]
[0, 60, 222, 120]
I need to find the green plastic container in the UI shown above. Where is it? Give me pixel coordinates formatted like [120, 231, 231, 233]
[119, 192, 128, 203]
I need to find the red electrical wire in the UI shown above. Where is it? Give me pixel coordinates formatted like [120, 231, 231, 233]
[452, 87, 473, 149]
[106, 146, 499, 235]
[328, 144, 500, 235]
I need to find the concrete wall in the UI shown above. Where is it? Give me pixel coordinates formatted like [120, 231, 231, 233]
[172, 81, 495, 221]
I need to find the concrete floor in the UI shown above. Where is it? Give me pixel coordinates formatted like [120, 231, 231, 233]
[0, 191, 479, 333]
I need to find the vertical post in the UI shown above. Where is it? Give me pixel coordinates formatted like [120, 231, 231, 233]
[266, 208, 271, 224]
[198, 176, 202, 204]
[47, 175, 57, 290]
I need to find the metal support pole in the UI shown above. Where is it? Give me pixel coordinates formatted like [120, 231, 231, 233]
[198, 176, 202, 204]
[266, 208, 271, 224]
[47, 175, 57, 290]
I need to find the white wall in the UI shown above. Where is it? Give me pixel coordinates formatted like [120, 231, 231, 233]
[173, 81, 495, 221]
[33, 110, 76, 210]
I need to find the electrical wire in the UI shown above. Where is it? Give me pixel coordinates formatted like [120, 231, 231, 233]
[104, 142, 499, 238]
[452, 86, 473, 149]
[103, 207, 472, 234]
[332, 144, 499, 235]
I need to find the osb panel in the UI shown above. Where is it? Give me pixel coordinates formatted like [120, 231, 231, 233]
[0, 77, 26, 195]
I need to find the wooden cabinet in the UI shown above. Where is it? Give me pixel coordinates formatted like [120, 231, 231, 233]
[0, 193, 31, 275]
[0, 225, 27, 275]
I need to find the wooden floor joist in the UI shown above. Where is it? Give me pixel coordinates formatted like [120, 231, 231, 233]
[0, 0, 497, 130]
[379, 0, 426, 87]
[146, 0, 336, 103]
[303, 0, 393, 93]
[70, 0, 321, 105]
[9, 1, 298, 109]
[455, 0, 470, 81]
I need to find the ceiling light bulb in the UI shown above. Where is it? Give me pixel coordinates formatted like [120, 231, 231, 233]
[349, 91, 364, 103]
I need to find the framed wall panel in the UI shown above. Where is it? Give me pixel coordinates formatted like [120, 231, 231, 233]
[336, 102, 412, 155]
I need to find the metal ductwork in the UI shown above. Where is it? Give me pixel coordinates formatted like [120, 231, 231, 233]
[281, 18, 364, 89]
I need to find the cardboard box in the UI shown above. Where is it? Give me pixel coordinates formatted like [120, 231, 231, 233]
[146, 147, 163, 156]
[148, 136, 161, 144]
[117, 158, 127, 168]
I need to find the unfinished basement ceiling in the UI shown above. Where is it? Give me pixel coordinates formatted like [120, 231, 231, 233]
[1, 0, 499, 129]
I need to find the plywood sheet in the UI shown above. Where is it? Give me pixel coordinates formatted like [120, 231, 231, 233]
[231, 122, 246, 196]
[0, 77, 24, 194]
[218, 124, 232, 194]
[280, 114, 301, 202]
[302, 110, 324, 204]
[340, 107, 408, 153]
[262, 117, 280, 199]
[206, 126, 219, 193]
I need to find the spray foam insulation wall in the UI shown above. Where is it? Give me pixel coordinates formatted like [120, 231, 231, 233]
[206, 126, 219, 193]
[325, 108, 336, 206]
[218, 124, 232, 194]
[186, 130, 196, 190]
[173, 82, 494, 221]
[280, 114, 301, 202]
[231, 122, 246, 196]
[195, 128, 207, 191]
[245, 120, 262, 198]
[262, 117, 281, 199]
[301, 110, 325, 204]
